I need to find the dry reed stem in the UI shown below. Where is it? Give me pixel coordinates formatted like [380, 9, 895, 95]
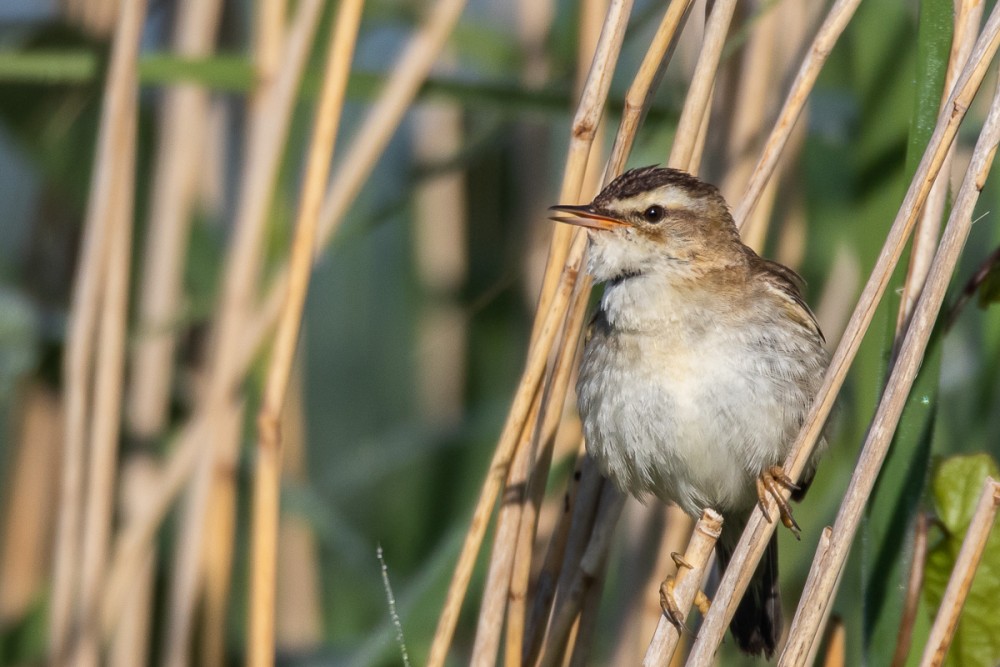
[918, 477, 1000, 667]
[426, 232, 588, 667]
[48, 0, 147, 658]
[199, 400, 245, 666]
[273, 367, 323, 649]
[253, 0, 288, 102]
[160, 2, 325, 662]
[74, 113, 137, 667]
[800, 528, 839, 667]
[668, 0, 736, 171]
[607, 0, 694, 177]
[242, 0, 471, 384]
[733, 0, 863, 229]
[891, 513, 929, 667]
[0, 383, 59, 624]
[506, 285, 591, 666]
[247, 0, 364, 663]
[527, 0, 633, 350]
[100, 417, 201, 635]
[896, 0, 983, 337]
[523, 444, 591, 665]
[821, 617, 846, 667]
[472, 394, 543, 665]
[777, 59, 1000, 667]
[530, 458, 606, 666]
[128, 0, 224, 437]
[426, 0, 635, 656]
[537, 483, 625, 667]
[108, 458, 158, 667]
[642, 509, 722, 666]
[314, 0, 469, 248]
[567, 557, 608, 667]
[684, 11, 1000, 663]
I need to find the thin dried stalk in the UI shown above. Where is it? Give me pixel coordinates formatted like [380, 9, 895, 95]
[523, 443, 593, 666]
[821, 617, 846, 667]
[127, 0, 224, 437]
[240, 0, 472, 390]
[526, 0, 633, 351]
[895, 0, 983, 335]
[0, 383, 60, 624]
[273, 366, 323, 649]
[248, 0, 364, 663]
[529, 457, 606, 666]
[161, 2, 325, 663]
[668, 0, 737, 171]
[426, 230, 589, 667]
[101, 417, 200, 636]
[471, 394, 543, 665]
[778, 61, 1000, 667]
[684, 11, 1000, 663]
[801, 528, 839, 667]
[108, 458, 158, 667]
[74, 112, 137, 667]
[49, 0, 147, 658]
[733, 0, 863, 229]
[198, 400, 245, 666]
[918, 477, 1000, 667]
[642, 509, 723, 666]
[607, 0, 694, 176]
[891, 513, 930, 667]
[536, 484, 625, 667]
[506, 286, 590, 666]
[253, 0, 288, 102]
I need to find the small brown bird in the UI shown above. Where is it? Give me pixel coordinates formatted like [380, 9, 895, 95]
[550, 166, 829, 658]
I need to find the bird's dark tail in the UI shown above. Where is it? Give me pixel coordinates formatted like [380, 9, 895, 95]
[714, 529, 782, 659]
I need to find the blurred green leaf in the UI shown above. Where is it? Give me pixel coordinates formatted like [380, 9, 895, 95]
[0, 287, 39, 399]
[923, 454, 1000, 667]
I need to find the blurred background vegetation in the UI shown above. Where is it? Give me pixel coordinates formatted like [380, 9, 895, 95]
[0, 0, 998, 665]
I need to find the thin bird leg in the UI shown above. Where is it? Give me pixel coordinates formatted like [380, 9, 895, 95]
[756, 465, 801, 539]
[693, 590, 711, 616]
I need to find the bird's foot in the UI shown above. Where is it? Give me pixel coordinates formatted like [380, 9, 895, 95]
[659, 576, 685, 630]
[659, 573, 712, 630]
[756, 465, 801, 539]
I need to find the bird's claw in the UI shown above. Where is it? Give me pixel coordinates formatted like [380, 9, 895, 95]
[659, 574, 712, 631]
[671, 551, 693, 570]
[756, 465, 802, 540]
[659, 576, 685, 630]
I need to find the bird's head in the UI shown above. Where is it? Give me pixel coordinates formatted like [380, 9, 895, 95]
[549, 166, 741, 283]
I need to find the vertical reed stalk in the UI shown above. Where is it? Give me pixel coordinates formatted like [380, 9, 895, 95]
[49, 0, 147, 659]
[161, 2, 325, 663]
[248, 0, 365, 663]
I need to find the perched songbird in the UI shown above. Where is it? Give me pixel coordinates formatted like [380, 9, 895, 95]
[550, 166, 829, 658]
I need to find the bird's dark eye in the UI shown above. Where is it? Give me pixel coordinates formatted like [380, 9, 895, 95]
[643, 205, 665, 223]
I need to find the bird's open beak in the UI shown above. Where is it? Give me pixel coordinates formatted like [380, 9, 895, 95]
[548, 204, 628, 231]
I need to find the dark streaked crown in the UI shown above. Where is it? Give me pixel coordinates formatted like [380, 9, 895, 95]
[593, 166, 723, 208]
